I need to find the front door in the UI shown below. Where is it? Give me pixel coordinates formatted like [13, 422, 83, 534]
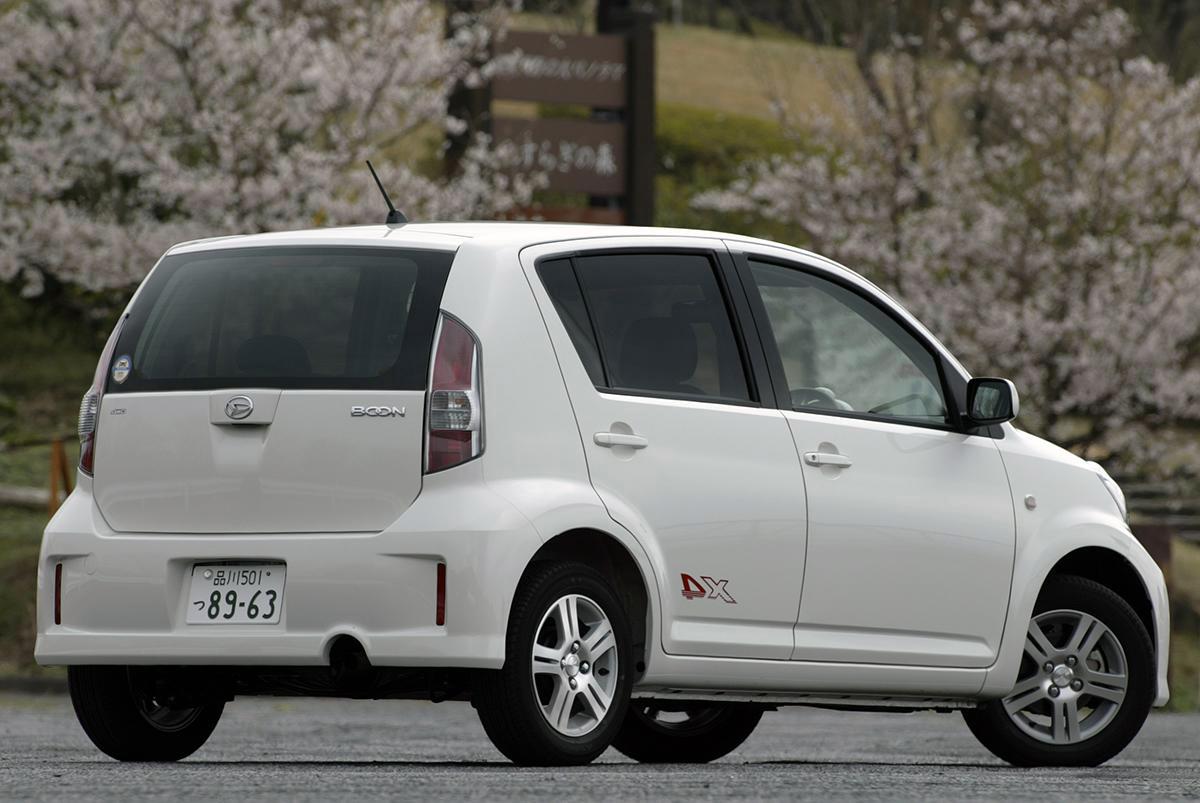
[525, 244, 808, 660]
[738, 248, 1016, 668]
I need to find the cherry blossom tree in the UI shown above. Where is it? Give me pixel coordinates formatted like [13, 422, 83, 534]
[698, 0, 1200, 468]
[0, 0, 529, 297]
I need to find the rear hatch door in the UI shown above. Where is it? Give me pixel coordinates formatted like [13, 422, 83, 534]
[95, 245, 452, 534]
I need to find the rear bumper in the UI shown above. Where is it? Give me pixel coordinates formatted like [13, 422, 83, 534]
[35, 467, 542, 668]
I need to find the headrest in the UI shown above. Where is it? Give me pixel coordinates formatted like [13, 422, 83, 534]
[236, 335, 311, 377]
[618, 317, 698, 390]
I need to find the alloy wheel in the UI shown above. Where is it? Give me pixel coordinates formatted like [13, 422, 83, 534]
[1002, 609, 1128, 745]
[531, 594, 619, 737]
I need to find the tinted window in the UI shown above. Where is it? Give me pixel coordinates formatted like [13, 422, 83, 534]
[573, 253, 751, 402]
[536, 258, 606, 386]
[109, 247, 452, 392]
[750, 260, 948, 424]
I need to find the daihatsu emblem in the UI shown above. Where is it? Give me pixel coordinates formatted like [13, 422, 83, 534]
[225, 395, 254, 420]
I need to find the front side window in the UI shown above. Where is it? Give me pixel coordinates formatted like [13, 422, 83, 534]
[539, 252, 752, 403]
[749, 260, 948, 425]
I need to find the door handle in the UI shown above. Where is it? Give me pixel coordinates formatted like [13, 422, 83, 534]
[594, 432, 648, 449]
[804, 451, 852, 468]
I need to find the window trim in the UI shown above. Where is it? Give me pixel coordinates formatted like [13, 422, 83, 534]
[533, 247, 764, 409]
[732, 250, 970, 434]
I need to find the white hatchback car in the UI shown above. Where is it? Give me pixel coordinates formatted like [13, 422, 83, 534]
[37, 223, 1168, 767]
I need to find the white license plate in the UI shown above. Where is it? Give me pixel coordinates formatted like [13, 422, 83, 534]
[186, 563, 285, 625]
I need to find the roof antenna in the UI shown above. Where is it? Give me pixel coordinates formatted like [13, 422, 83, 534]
[365, 160, 407, 225]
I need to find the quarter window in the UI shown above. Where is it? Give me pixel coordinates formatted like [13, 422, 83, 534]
[749, 260, 948, 425]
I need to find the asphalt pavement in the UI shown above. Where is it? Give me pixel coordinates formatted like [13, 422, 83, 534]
[1, 693, 1197, 801]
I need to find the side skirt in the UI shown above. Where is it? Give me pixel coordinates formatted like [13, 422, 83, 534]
[633, 687, 979, 713]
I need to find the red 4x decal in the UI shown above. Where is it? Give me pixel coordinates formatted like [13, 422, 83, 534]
[680, 573, 737, 604]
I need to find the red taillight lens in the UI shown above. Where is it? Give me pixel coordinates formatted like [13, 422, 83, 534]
[425, 314, 482, 473]
[78, 320, 124, 476]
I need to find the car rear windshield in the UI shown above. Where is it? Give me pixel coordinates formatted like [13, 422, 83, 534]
[107, 246, 453, 392]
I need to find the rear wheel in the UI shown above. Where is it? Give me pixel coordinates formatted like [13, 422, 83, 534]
[613, 702, 763, 763]
[963, 574, 1154, 766]
[474, 561, 631, 765]
[68, 666, 224, 761]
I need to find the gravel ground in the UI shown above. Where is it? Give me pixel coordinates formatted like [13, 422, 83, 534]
[0, 694, 1196, 801]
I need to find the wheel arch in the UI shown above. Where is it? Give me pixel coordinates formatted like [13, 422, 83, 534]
[982, 526, 1169, 704]
[1045, 547, 1155, 650]
[524, 528, 654, 680]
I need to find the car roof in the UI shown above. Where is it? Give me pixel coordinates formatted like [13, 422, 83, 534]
[166, 221, 820, 261]
[160, 221, 970, 381]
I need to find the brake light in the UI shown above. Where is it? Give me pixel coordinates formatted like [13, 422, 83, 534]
[78, 319, 124, 475]
[425, 314, 482, 473]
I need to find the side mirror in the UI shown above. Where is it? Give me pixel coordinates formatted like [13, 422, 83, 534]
[966, 377, 1019, 427]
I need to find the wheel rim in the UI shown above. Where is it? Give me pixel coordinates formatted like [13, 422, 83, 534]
[631, 703, 725, 733]
[1003, 608, 1128, 745]
[531, 593, 619, 737]
[127, 670, 204, 733]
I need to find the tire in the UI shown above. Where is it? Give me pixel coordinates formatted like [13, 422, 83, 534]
[68, 666, 224, 762]
[613, 702, 763, 763]
[963, 574, 1155, 767]
[474, 561, 632, 765]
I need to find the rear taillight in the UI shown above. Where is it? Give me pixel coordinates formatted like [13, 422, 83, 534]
[79, 318, 125, 475]
[425, 314, 482, 473]
[77, 391, 100, 474]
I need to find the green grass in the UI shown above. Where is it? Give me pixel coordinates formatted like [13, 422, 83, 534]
[0, 506, 46, 673]
[0, 288, 111, 444]
[1167, 539, 1200, 711]
[0, 440, 80, 488]
[654, 102, 813, 248]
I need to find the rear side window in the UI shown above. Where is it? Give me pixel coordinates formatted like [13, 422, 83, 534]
[539, 252, 752, 403]
[536, 258, 606, 386]
[108, 246, 453, 392]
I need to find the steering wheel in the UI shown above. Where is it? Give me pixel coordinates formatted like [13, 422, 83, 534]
[791, 387, 841, 410]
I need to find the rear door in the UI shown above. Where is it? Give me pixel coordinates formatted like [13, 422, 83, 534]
[525, 243, 808, 660]
[95, 245, 452, 534]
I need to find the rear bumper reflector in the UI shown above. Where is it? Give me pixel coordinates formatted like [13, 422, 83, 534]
[436, 562, 446, 626]
[54, 563, 63, 625]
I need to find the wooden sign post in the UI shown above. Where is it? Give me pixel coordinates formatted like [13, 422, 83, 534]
[449, 3, 655, 225]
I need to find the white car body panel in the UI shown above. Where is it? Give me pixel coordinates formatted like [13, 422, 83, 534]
[979, 427, 1171, 706]
[783, 410, 1015, 668]
[35, 222, 1169, 710]
[519, 236, 809, 661]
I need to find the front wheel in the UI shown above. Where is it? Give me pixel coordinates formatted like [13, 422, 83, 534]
[963, 574, 1155, 766]
[474, 561, 632, 765]
[613, 702, 763, 763]
[69, 666, 224, 761]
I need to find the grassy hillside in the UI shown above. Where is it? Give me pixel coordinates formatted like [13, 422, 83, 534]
[656, 23, 852, 123]
[514, 13, 853, 124]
